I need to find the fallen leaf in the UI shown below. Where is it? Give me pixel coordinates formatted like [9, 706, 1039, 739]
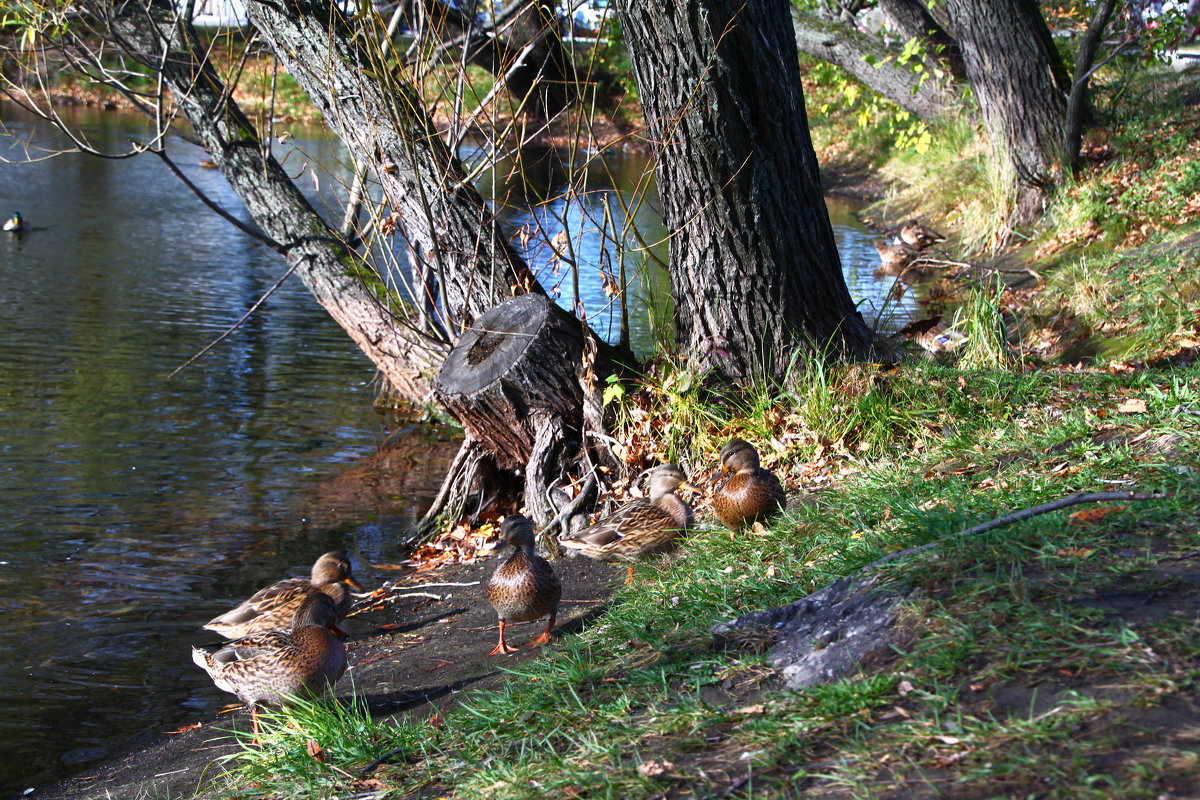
[736, 704, 767, 715]
[637, 759, 679, 779]
[1118, 398, 1148, 413]
[897, 680, 915, 696]
[306, 738, 325, 761]
[164, 723, 202, 735]
[1055, 547, 1095, 558]
[1068, 505, 1127, 525]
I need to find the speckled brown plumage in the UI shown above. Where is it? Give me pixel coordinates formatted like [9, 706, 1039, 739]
[898, 220, 945, 249]
[711, 440, 786, 530]
[485, 514, 561, 656]
[192, 590, 347, 735]
[559, 465, 699, 565]
[203, 551, 363, 639]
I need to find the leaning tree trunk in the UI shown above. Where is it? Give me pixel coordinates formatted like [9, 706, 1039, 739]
[943, 0, 1069, 223]
[103, 1, 445, 400]
[877, 0, 967, 82]
[790, 9, 960, 123]
[243, 0, 540, 330]
[618, 0, 872, 384]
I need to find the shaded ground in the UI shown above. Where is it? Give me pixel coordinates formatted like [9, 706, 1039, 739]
[30, 554, 623, 800]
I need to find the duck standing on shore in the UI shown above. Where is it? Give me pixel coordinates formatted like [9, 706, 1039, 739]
[711, 439, 786, 530]
[485, 514, 562, 656]
[192, 590, 348, 738]
[203, 551, 364, 639]
[898, 219, 946, 249]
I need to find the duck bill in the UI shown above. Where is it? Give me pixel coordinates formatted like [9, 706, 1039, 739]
[704, 466, 729, 487]
[344, 577, 365, 592]
[678, 480, 704, 495]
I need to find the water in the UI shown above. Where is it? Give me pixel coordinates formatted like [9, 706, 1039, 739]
[0, 102, 909, 795]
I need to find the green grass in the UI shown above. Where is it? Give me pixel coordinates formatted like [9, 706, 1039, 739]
[205, 358, 1200, 799]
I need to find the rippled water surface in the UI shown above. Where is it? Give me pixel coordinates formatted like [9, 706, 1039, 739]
[0, 102, 909, 795]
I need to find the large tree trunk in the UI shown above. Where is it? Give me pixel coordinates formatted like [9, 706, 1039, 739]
[618, 0, 872, 383]
[243, 0, 540, 331]
[790, 10, 959, 123]
[101, 1, 445, 400]
[943, 0, 1069, 222]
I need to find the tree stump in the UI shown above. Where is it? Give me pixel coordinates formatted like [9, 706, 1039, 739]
[429, 293, 624, 544]
[436, 293, 585, 471]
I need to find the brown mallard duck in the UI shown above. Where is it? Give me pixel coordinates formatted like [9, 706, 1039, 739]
[203, 551, 363, 639]
[485, 514, 562, 656]
[897, 315, 969, 356]
[559, 465, 700, 576]
[192, 589, 347, 737]
[898, 219, 946, 250]
[874, 237, 918, 271]
[711, 439, 786, 530]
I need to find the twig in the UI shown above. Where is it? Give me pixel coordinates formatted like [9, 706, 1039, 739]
[541, 472, 598, 540]
[1158, 552, 1200, 563]
[870, 490, 1168, 571]
[167, 261, 299, 378]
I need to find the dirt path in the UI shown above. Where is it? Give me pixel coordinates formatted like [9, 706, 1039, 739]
[31, 555, 623, 800]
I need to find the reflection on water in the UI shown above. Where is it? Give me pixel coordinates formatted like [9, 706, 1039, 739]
[0, 102, 910, 795]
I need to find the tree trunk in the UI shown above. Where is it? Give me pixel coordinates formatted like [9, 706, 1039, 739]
[431, 293, 621, 543]
[618, 0, 872, 383]
[943, 0, 1068, 222]
[243, 0, 541, 330]
[790, 10, 959, 123]
[103, 1, 445, 400]
[406, 0, 580, 120]
[1065, 0, 1119, 176]
[877, 0, 967, 82]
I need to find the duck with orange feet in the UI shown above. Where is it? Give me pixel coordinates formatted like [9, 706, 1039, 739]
[485, 514, 562, 656]
[558, 464, 701, 580]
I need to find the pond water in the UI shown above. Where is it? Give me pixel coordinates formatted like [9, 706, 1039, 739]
[0, 102, 913, 795]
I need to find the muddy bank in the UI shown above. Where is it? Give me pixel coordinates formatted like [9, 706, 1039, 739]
[28, 555, 623, 800]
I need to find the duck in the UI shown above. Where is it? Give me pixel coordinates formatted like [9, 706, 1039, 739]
[897, 315, 969, 356]
[203, 551, 364, 639]
[898, 219, 946, 249]
[710, 439, 786, 530]
[484, 514, 562, 656]
[3, 212, 30, 232]
[559, 464, 700, 577]
[192, 589, 347, 738]
[874, 236, 918, 270]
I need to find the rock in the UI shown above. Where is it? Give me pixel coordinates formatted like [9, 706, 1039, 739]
[712, 572, 920, 689]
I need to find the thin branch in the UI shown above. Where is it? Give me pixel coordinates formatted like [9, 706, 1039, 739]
[151, 149, 287, 250]
[870, 490, 1169, 571]
[167, 261, 300, 378]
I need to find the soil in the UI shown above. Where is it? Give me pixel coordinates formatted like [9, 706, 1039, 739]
[29, 554, 624, 800]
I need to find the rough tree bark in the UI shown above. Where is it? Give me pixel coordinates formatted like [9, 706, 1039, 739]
[618, 0, 873, 383]
[432, 293, 621, 541]
[943, 0, 1069, 221]
[243, 0, 540, 330]
[790, 9, 958, 123]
